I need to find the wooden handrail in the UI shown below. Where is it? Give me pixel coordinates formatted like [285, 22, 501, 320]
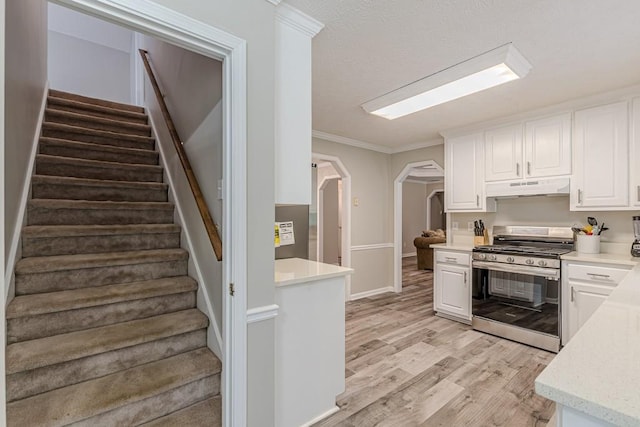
[139, 49, 223, 261]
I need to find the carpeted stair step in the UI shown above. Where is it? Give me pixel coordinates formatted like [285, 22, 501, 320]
[31, 175, 168, 203]
[7, 346, 219, 426]
[36, 154, 163, 183]
[45, 108, 152, 137]
[42, 122, 155, 150]
[39, 136, 158, 165]
[15, 248, 188, 295]
[22, 223, 179, 257]
[48, 95, 148, 124]
[27, 199, 174, 226]
[142, 396, 222, 427]
[49, 89, 145, 113]
[7, 276, 197, 343]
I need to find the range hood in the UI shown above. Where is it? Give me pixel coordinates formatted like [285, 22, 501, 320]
[485, 177, 570, 198]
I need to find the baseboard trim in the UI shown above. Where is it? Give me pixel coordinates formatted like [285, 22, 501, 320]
[350, 286, 395, 300]
[402, 252, 416, 258]
[247, 304, 279, 324]
[300, 406, 340, 427]
[5, 82, 49, 302]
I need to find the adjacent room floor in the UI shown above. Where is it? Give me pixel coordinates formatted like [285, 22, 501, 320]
[314, 257, 556, 427]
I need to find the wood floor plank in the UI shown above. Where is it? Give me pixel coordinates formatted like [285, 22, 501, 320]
[313, 256, 555, 427]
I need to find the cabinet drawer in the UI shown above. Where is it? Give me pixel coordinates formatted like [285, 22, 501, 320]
[436, 251, 470, 265]
[566, 263, 630, 285]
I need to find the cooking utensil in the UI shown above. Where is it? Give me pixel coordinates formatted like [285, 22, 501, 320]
[587, 217, 598, 227]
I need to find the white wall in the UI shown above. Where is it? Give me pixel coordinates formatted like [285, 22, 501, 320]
[3, 0, 48, 423]
[47, 4, 133, 103]
[402, 182, 427, 256]
[138, 36, 224, 339]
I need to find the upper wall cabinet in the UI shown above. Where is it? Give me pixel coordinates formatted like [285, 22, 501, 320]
[485, 124, 523, 182]
[445, 133, 495, 212]
[485, 114, 571, 182]
[631, 98, 640, 207]
[524, 113, 572, 178]
[572, 101, 629, 209]
[274, 5, 324, 205]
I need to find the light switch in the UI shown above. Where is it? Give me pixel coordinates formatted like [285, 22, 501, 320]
[353, 197, 360, 207]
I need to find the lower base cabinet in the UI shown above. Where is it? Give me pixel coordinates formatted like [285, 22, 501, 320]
[433, 249, 471, 322]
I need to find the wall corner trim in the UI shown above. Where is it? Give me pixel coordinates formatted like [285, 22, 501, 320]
[247, 304, 280, 323]
[275, 3, 324, 37]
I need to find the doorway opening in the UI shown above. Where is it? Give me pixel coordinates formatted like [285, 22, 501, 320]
[311, 153, 352, 297]
[427, 190, 446, 230]
[393, 160, 444, 293]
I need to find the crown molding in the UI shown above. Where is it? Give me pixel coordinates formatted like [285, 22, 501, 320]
[312, 130, 444, 155]
[275, 3, 324, 38]
[312, 130, 393, 154]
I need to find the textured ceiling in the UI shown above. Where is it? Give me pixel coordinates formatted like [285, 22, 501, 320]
[285, 0, 640, 149]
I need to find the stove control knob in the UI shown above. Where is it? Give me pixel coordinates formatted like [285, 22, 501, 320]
[506, 256, 515, 263]
[477, 253, 486, 260]
[526, 259, 534, 265]
[538, 260, 548, 267]
[489, 255, 497, 261]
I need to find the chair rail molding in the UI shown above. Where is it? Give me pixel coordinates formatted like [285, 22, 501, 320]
[247, 304, 280, 324]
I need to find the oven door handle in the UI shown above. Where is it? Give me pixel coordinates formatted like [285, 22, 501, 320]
[472, 260, 560, 280]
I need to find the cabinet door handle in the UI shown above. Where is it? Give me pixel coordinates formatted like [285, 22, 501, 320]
[464, 271, 467, 284]
[571, 286, 575, 302]
[516, 162, 520, 177]
[476, 194, 480, 207]
[527, 161, 531, 176]
[587, 273, 611, 279]
[445, 257, 457, 262]
[577, 189, 583, 204]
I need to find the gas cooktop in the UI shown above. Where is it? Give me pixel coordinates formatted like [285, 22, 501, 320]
[473, 245, 572, 256]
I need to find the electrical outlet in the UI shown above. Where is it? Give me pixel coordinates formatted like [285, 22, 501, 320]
[353, 197, 360, 207]
[452, 222, 459, 231]
[468, 222, 474, 232]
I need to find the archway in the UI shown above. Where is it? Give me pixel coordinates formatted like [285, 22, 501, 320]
[393, 160, 444, 292]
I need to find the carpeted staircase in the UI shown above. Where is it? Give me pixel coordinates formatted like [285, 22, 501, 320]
[6, 89, 222, 426]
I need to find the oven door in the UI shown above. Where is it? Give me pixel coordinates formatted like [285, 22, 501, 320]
[472, 260, 560, 337]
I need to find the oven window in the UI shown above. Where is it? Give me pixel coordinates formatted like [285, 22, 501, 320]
[472, 268, 559, 336]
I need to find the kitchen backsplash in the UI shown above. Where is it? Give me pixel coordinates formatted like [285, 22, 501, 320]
[450, 195, 640, 254]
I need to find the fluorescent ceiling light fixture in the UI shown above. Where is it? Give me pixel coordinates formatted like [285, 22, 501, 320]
[361, 43, 532, 120]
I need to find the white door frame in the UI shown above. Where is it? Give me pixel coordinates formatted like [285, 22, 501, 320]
[49, 1, 248, 426]
[393, 160, 444, 292]
[317, 175, 340, 263]
[312, 153, 352, 299]
[426, 188, 444, 230]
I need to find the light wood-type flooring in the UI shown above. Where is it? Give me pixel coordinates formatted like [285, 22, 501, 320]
[314, 256, 556, 427]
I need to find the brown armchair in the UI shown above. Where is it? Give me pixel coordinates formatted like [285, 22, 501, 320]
[413, 235, 446, 270]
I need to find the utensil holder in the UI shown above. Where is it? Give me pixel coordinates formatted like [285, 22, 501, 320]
[576, 234, 600, 254]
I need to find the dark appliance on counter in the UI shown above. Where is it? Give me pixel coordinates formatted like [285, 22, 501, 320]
[632, 216, 640, 257]
[472, 226, 574, 353]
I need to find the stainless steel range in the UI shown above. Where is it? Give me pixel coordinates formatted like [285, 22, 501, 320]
[472, 226, 574, 353]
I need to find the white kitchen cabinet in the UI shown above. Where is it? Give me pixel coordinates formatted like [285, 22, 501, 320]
[485, 115, 571, 183]
[485, 124, 523, 181]
[274, 5, 323, 205]
[571, 101, 629, 209]
[524, 113, 572, 178]
[445, 133, 496, 212]
[434, 249, 471, 323]
[631, 98, 640, 207]
[562, 261, 631, 344]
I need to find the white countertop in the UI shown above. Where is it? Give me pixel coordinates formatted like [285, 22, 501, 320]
[561, 251, 640, 267]
[430, 243, 474, 252]
[274, 258, 353, 287]
[536, 264, 640, 426]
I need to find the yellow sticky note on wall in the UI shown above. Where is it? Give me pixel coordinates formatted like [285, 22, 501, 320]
[274, 223, 280, 248]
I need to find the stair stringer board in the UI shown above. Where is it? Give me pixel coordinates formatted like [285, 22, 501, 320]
[5, 82, 50, 303]
[146, 107, 223, 359]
